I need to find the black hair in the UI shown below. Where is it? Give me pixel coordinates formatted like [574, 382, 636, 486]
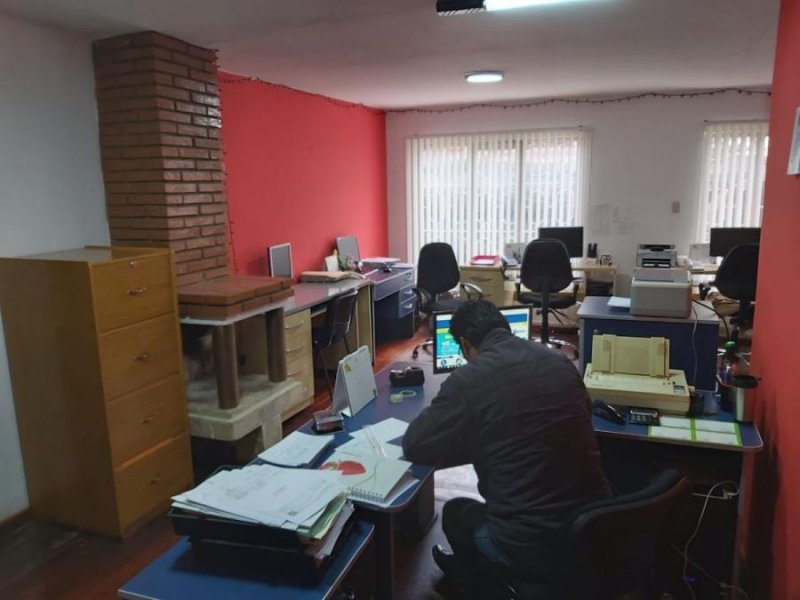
[449, 300, 510, 348]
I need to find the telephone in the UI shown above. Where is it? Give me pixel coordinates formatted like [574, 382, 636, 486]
[342, 271, 366, 280]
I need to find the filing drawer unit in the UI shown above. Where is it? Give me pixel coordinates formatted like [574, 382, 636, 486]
[373, 267, 416, 342]
[459, 265, 505, 306]
[0, 246, 192, 537]
[283, 309, 314, 418]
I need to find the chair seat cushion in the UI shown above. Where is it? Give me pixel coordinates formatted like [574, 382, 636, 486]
[518, 292, 576, 310]
[430, 297, 463, 313]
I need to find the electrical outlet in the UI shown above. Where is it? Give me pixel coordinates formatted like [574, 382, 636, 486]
[671, 201, 681, 214]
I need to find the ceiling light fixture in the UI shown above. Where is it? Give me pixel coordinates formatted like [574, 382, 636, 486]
[465, 70, 504, 83]
[437, 0, 587, 15]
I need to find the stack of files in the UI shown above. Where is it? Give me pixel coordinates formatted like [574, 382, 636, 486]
[170, 464, 354, 573]
[256, 430, 334, 467]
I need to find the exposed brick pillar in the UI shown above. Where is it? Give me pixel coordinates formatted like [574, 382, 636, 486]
[93, 31, 228, 286]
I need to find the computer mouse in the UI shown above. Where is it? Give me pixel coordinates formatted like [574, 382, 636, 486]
[381, 266, 393, 273]
[592, 399, 625, 425]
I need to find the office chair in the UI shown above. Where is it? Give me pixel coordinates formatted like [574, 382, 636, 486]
[517, 239, 579, 355]
[712, 243, 759, 342]
[499, 469, 692, 600]
[412, 242, 482, 358]
[311, 289, 359, 399]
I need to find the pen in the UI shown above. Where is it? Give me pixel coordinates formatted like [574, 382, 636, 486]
[364, 425, 387, 458]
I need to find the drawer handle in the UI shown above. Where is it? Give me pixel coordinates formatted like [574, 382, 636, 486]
[141, 412, 158, 424]
[288, 368, 304, 377]
[286, 344, 306, 354]
[402, 302, 414, 310]
[134, 352, 151, 363]
[284, 322, 304, 331]
[150, 475, 162, 485]
[129, 260, 139, 269]
[127, 287, 147, 296]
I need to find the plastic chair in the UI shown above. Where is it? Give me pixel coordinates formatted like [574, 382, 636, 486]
[311, 289, 359, 399]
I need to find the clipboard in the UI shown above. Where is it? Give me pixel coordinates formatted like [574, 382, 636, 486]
[331, 346, 377, 417]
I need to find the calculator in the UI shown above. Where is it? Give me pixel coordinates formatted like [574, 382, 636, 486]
[628, 407, 660, 426]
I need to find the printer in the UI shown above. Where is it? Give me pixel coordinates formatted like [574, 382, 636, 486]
[636, 244, 677, 268]
[630, 268, 691, 318]
[584, 334, 690, 415]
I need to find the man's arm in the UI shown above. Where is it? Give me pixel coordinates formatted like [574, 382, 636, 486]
[402, 375, 474, 468]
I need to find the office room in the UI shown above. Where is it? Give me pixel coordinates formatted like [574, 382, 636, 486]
[0, 0, 798, 599]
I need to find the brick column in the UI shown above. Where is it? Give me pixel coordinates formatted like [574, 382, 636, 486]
[93, 31, 228, 286]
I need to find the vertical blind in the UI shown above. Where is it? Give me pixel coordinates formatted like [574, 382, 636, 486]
[696, 121, 769, 242]
[406, 129, 591, 263]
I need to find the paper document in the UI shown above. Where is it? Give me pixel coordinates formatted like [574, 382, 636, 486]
[695, 420, 736, 434]
[350, 417, 409, 443]
[337, 436, 404, 459]
[648, 426, 693, 441]
[319, 450, 412, 504]
[607, 296, 631, 309]
[659, 416, 692, 429]
[258, 431, 334, 467]
[695, 430, 740, 446]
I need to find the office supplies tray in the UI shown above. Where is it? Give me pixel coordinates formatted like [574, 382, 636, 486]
[186, 515, 357, 582]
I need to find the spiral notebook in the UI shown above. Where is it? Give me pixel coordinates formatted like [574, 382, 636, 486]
[319, 450, 413, 506]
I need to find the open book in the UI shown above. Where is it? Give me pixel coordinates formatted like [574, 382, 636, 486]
[319, 450, 415, 506]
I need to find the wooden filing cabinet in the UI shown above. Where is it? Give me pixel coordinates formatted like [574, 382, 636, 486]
[460, 265, 506, 306]
[0, 246, 192, 537]
[282, 309, 314, 419]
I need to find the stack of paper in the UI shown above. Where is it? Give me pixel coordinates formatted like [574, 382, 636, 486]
[257, 430, 334, 467]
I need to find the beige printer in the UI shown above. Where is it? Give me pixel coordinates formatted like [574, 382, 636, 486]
[583, 334, 690, 415]
[630, 268, 691, 318]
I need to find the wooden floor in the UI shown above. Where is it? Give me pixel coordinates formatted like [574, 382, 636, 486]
[0, 324, 577, 600]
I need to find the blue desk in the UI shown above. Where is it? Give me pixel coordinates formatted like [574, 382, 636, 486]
[119, 521, 375, 600]
[578, 295, 720, 390]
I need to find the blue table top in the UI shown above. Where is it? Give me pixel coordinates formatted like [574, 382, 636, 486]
[119, 521, 374, 600]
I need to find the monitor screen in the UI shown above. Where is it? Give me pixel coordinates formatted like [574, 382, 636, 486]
[268, 243, 293, 278]
[336, 235, 361, 265]
[708, 228, 761, 257]
[432, 306, 531, 374]
[537, 226, 584, 258]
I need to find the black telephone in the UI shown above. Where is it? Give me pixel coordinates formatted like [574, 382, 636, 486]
[592, 399, 625, 425]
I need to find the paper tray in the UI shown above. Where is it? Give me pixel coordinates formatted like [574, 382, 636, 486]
[169, 506, 306, 549]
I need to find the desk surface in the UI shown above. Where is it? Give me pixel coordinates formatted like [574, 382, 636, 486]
[118, 521, 374, 600]
[578, 295, 719, 325]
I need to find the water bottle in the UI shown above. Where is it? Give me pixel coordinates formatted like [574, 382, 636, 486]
[717, 341, 747, 411]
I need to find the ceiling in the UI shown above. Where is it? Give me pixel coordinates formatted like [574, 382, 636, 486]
[0, 0, 780, 109]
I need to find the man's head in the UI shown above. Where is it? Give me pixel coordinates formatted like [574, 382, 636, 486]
[449, 300, 510, 361]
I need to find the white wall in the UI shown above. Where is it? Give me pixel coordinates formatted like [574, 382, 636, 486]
[386, 92, 770, 289]
[0, 14, 108, 521]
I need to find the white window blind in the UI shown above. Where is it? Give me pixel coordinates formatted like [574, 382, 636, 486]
[406, 129, 590, 263]
[696, 121, 769, 242]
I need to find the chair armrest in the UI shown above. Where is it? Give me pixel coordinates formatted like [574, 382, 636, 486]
[570, 280, 580, 302]
[459, 282, 483, 300]
[698, 282, 712, 300]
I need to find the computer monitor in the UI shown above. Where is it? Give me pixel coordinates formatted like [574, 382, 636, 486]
[336, 235, 361, 266]
[268, 243, 293, 278]
[708, 228, 761, 258]
[432, 306, 531, 374]
[537, 226, 584, 258]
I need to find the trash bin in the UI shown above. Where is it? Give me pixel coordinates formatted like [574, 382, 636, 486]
[730, 374, 758, 423]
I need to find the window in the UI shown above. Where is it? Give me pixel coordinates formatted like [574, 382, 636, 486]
[696, 121, 769, 242]
[406, 129, 591, 263]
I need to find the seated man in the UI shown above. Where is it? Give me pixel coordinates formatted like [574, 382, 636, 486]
[403, 300, 609, 595]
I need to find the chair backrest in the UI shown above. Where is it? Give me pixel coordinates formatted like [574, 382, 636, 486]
[417, 242, 461, 296]
[550, 469, 692, 599]
[714, 243, 759, 303]
[317, 289, 359, 349]
[520, 239, 574, 294]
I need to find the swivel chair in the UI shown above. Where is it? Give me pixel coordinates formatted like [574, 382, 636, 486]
[412, 242, 482, 358]
[311, 289, 359, 399]
[502, 469, 692, 600]
[518, 239, 579, 354]
[712, 243, 759, 342]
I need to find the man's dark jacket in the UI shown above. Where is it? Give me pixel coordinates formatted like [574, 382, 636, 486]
[403, 328, 609, 568]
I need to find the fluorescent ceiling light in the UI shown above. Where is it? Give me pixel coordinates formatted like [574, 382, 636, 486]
[485, 0, 585, 10]
[465, 71, 504, 83]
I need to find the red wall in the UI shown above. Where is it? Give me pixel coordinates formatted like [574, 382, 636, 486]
[747, 1, 800, 598]
[219, 74, 388, 276]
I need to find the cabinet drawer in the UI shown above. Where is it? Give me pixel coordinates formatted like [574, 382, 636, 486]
[284, 310, 311, 349]
[92, 254, 174, 333]
[286, 353, 314, 404]
[115, 435, 192, 531]
[99, 314, 181, 399]
[375, 284, 416, 319]
[107, 375, 186, 466]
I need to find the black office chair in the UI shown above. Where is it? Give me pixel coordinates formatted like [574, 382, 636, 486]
[713, 243, 759, 342]
[412, 242, 482, 358]
[311, 289, 359, 399]
[500, 469, 692, 600]
[518, 239, 579, 354]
